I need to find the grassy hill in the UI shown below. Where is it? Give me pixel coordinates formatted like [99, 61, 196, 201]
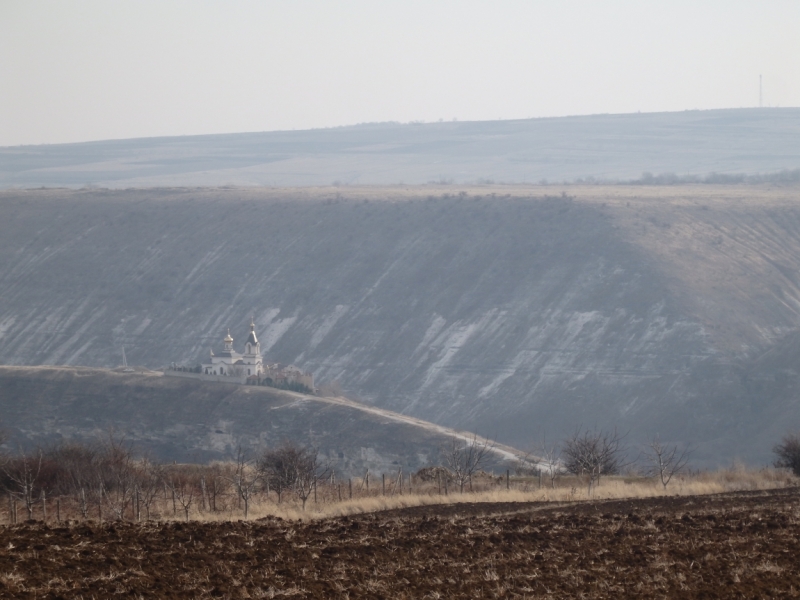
[0, 365, 519, 475]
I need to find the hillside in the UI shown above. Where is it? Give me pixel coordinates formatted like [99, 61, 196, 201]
[2, 186, 800, 465]
[1, 108, 799, 187]
[0, 366, 519, 475]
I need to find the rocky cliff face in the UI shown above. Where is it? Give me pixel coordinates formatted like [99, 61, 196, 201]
[2, 185, 800, 465]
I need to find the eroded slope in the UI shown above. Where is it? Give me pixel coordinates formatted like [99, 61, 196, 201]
[1, 186, 800, 464]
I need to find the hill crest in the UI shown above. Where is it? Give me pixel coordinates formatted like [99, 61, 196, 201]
[2, 108, 798, 188]
[0, 365, 521, 475]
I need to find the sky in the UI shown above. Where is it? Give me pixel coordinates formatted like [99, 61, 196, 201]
[1, 1, 798, 146]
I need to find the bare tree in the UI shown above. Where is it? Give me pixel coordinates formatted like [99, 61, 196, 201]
[563, 428, 627, 495]
[258, 441, 305, 504]
[228, 447, 260, 519]
[773, 431, 800, 476]
[534, 437, 562, 489]
[135, 458, 163, 520]
[292, 446, 328, 511]
[2, 448, 44, 519]
[45, 442, 97, 496]
[440, 433, 495, 493]
[205, 463, 231, 512]
[644, 435, 692, 491]
[44, 442, 98, 519]
[258, 443, 328, 510]
[95, 434, 137, 520]
[166, 466, 197, 522]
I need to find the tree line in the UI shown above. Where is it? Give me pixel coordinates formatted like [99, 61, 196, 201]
[527, 427, 800, 494]
[0, 426, 798, 524]
[0, 436, 331, 522]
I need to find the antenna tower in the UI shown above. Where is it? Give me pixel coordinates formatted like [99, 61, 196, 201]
[122, 346, 134, 372]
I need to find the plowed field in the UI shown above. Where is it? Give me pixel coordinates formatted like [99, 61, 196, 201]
[1, 488, 798, 598]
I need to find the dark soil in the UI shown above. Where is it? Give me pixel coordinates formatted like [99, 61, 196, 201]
[1, 488, 799, 598]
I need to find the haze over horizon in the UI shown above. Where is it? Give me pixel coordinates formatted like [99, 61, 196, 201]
[2, 1, 799, 147]
[3, 1, 800, 474]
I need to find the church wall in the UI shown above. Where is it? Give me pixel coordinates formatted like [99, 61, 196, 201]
[164, 370, 247, 385]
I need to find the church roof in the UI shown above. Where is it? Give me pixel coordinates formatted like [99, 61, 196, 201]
[246, 317, 258, 345]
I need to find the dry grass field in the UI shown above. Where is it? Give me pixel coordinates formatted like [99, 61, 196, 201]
[1, 486, 799, 598]
[3, 465, 794, 525]
[185, 467, 798, 522]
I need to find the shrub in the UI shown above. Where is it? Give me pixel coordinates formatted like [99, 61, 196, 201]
[773, 432, 800, 476]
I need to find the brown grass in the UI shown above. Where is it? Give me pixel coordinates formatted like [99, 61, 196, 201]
[233, 467, 797, 521]
[136, 468, 800, 523]
[4, 467, 795, 525]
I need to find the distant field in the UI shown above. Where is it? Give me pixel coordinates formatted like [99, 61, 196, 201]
[1, 108, 798, 187]
[1, 488, 798, 598]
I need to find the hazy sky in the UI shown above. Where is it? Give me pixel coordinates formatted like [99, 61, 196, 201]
[1, 1, 798, 146]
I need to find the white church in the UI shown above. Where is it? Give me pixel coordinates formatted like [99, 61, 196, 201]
[201, 318, 263, 377]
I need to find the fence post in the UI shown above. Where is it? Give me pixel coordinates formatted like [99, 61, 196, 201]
[382, 473, 386, 496]
[366, 471, 369, 494]
[349, 478, 352, 499]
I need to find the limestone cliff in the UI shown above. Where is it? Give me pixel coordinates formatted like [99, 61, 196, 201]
[1, 185, 800, 465]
